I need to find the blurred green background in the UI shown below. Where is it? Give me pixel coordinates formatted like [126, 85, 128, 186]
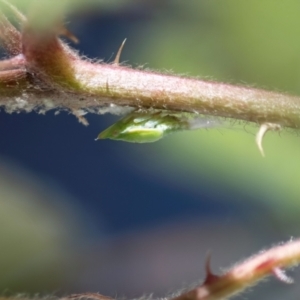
[0, 1, 300, 300]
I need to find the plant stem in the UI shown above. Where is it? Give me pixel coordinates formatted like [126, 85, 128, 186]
[171, 238, 300, 300]
[2, 58, 300, 129]
[1, 1, 300, 127]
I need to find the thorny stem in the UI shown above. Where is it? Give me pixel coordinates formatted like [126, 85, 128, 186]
[3, 239, 300, 300]
[1, 1, 300, 130]
[0, 2, 300, 300]
[173, 238, 300, 300]
[66, 239, 300, 300]
[1, 0, 300, 297]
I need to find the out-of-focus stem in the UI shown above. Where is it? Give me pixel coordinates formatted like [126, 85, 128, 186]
[172, 238, 300, 300]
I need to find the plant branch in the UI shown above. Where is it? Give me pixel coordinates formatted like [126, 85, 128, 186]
[4, 239, 300, 300]
[0, 0, 300, 130]
[1, 2, 299, 300]
[171, 238, 300, 300]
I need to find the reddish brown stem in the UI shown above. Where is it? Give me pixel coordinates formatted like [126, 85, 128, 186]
[173, 238, 300, 300]
[0, 0, 300, 127]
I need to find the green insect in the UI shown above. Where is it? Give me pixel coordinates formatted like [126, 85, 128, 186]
[96, 110, 218, 143]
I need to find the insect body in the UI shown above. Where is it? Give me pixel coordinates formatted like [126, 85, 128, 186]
[96, 110, 219, 143]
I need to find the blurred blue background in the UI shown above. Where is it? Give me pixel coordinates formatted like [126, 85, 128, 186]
[0, 1, 300, 299]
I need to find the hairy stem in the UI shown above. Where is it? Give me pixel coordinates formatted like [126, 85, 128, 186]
[72, 60, 300, 128]
[2, 239, 300, 300]
[0, 1, 300, 128]
[172, 238, 300, 300]
[1, 2, 299, 300]
[2, 55, 300, 128]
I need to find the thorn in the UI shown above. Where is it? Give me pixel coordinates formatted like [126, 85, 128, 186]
[272, 267, 294, 284]
[255, 123, 281, 157]
[203, 252, 220, 285]
[113, 38, 127, 65]
[58, 24, 79, 44]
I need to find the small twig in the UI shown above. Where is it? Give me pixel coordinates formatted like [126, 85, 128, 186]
[172, 238, 300, 300]
[3, 239, 299, 300]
